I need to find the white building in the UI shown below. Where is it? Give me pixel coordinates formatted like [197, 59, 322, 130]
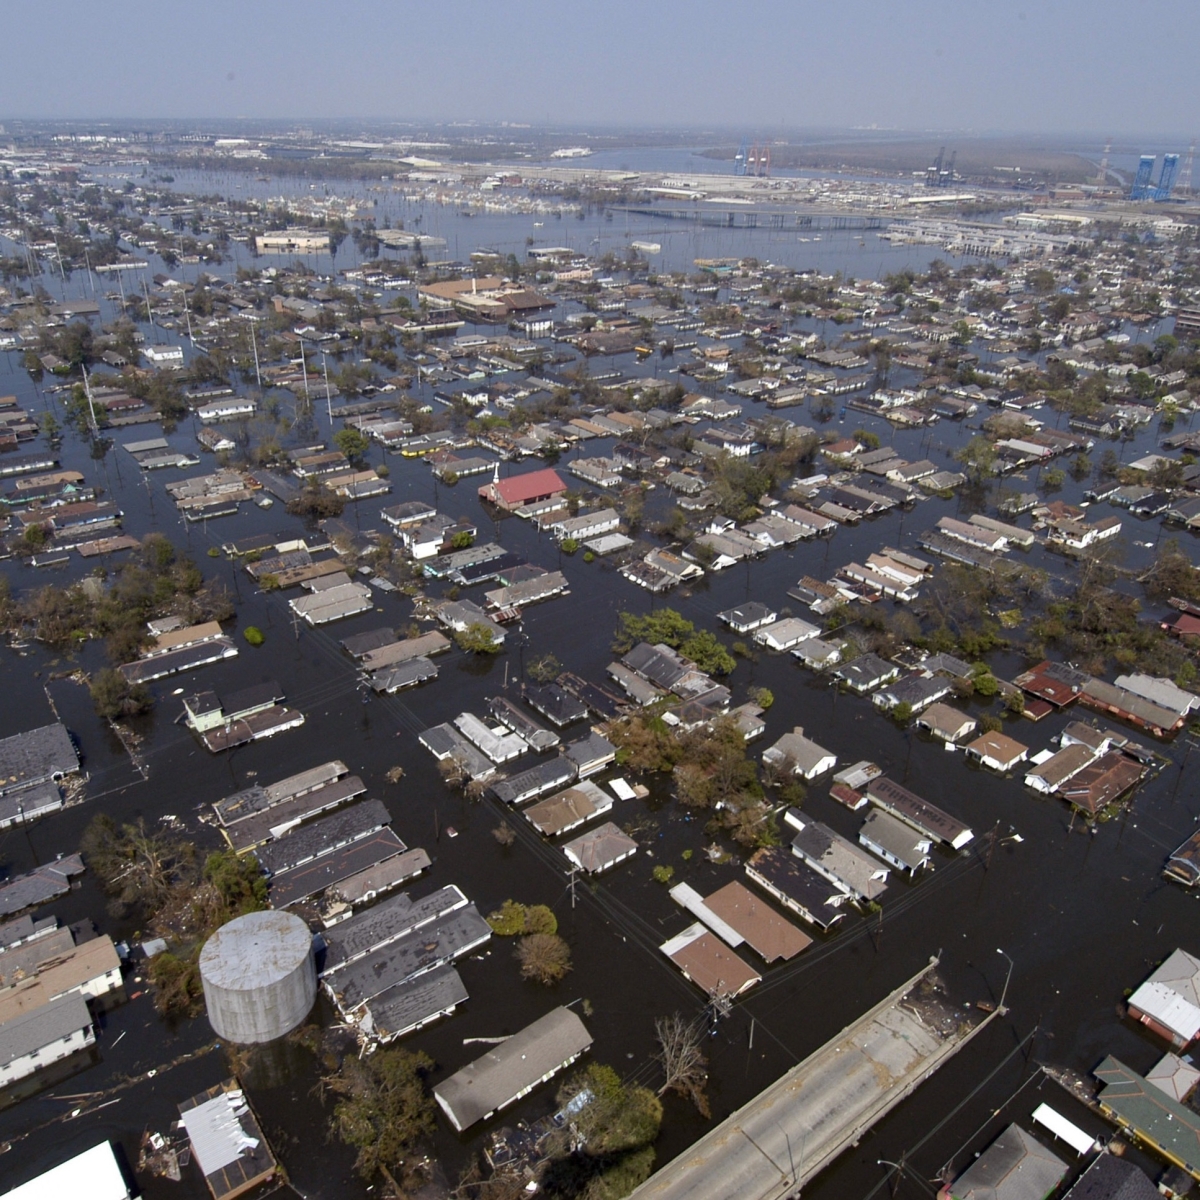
[0, 993, 94, 1087]
[143, 345, 185, 369]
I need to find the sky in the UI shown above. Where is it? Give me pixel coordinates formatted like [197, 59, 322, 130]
[1, 0, 1197, 137]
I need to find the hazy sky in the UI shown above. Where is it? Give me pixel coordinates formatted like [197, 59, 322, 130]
[2, 0, 1197, 136]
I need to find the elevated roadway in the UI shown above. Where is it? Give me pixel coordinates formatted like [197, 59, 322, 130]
[628, 956, 1001, 1200]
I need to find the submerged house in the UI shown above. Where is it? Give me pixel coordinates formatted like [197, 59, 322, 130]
[1127, 949, 1200, 1050]
[434, 1007, 592, 1132]
[783, 810, 888, 903]
[945, 1123, 1067, 1200]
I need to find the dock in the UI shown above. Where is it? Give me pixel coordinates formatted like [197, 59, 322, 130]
[628, 957, 1000, 1200]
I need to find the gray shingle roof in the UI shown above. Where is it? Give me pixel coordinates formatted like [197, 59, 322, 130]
[434, 1007, 592, 1131]
[0, 723, 78, 797]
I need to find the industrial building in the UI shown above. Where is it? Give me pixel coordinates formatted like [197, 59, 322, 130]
[199, 910, 316, 1044]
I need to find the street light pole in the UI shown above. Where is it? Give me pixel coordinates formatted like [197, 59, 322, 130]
[997, 947, 1014, 1011]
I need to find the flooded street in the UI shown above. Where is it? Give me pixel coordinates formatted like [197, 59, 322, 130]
[0, 167, 1196, 1199]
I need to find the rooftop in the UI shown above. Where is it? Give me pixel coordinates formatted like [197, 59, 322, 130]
[949, 1123, 1067, 1200]
[434, 1007, 593, 1132]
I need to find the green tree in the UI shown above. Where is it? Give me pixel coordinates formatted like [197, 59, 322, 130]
[90, 668, 152, 720]
[547, 1063, 663, 1198]
[487, 900, 529, 936]
[333, 426, 370, 464]
[326, 1047, 437, 1185]
[455, 622, 502, 654]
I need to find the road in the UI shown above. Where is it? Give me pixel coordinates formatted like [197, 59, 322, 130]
[628, 957, 1000, 1200]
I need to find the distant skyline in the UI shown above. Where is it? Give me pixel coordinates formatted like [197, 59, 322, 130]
[1, 0, 1197, 138]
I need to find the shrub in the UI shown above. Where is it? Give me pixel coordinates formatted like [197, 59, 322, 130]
[243, 626, 265, 646]
[652, 865, 675, 884]
[561, 537, 580, 554]
[583, 550, 595, 563]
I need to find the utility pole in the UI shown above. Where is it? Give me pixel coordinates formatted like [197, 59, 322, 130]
[569, 866, 577, 909]
[81, 365, 98, 435]
[322, 352, 333, 425]
[250, 325, 262, 391]
[142, 276, 155, 337]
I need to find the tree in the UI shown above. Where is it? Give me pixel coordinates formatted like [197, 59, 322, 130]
[972, 670, 1000, 697]
[325, 1047, 437, 1185]
[455, 622, 501, 654]
[544, 1064, 663, 1198]
[286, 478, 345, 519]
[90, 668, 152, 720]
[653, 1013, 710, 1117]
[527, 652, 562, 683]
[333, 426, 370, 464]
[680, 630, 736, 676]
[516, 932, 571, 984]
[450, 529, 474, 550]
[81, 814, 196, 918]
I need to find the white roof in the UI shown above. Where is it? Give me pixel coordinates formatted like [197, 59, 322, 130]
[180, 1089, 260, 1177]
[5, 1142, 130, 1200]
[609, 777, 636, 801]
[1031, 1103, 1096, 1155]
[1129, 979, 1200, 1042]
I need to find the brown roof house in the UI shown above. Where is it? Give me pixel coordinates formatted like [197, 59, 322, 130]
[659, 924, 761, 999]
[965, 731, 1029, 773]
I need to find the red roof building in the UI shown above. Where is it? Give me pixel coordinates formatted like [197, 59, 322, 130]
[478, 468, 567, 511]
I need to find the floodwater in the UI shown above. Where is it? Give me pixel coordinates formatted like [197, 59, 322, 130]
[0, 171, 1195, 1198]
[87, 162, 979, 280]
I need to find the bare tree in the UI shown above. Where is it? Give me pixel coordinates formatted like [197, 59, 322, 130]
[516, 933, 572, 985]
[492, 821, 516, 847]
[439, 757, 468, 790]
[654, 1012, 711, 1117]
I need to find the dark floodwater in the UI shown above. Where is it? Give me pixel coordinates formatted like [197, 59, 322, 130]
[0, 179, 1197, 1198]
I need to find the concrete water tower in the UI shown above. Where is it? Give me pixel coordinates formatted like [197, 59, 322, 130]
[199, 910, 316, 1044]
